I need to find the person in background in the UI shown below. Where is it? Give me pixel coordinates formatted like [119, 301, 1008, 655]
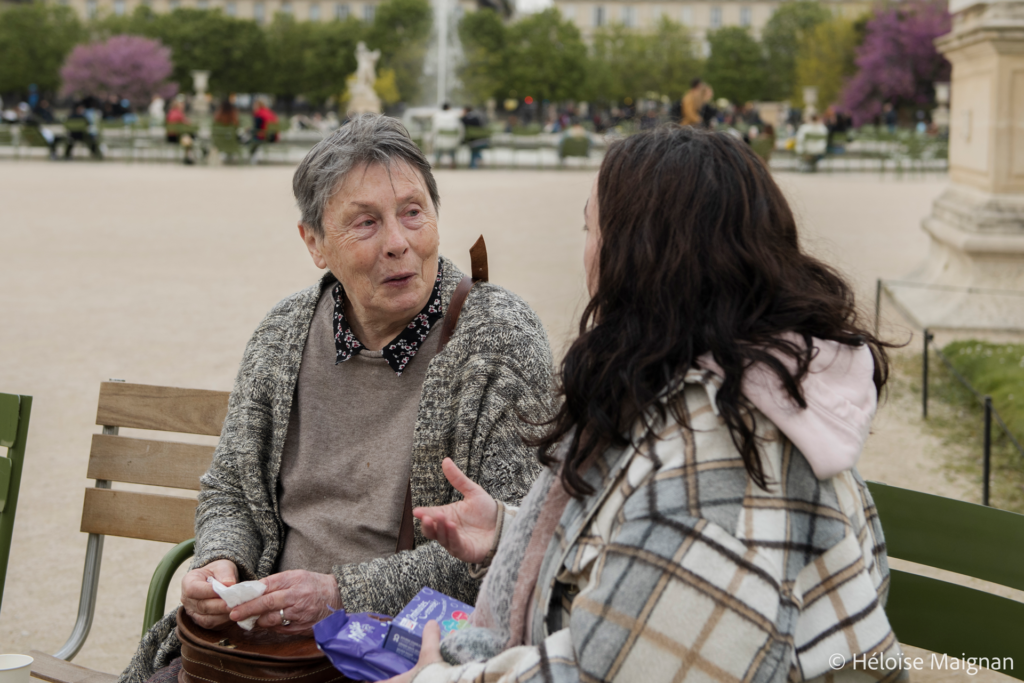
[64, 103, 103, 160]
[459, 105, 489, 169]
[680, 78, 704, 126]
[213, 98, 240, 127]
[699, 84, 718, 128]
[432, 103, 463, 169]
[165, 99, 197, 165]
[250, 97, 280, 162]
[33, 99, 55, 124]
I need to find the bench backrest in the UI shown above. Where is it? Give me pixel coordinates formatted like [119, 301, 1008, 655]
[868, 481, 1024, 680]
[82, 382, 229, 544]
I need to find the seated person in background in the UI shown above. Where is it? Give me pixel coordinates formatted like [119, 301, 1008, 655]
[165, 99, 197, 165]
[402, 126, 904, 683]
[64, 104, 102, 160]
[213, 98, 240, 128]
[118, 113, 553, 683]
[250, 97, 280, 160]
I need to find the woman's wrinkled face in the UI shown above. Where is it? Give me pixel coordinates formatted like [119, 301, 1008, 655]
[583, 176, 600, 298]
[301, 161, 440, 328]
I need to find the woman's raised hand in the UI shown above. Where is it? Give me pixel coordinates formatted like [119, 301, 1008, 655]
[414, 458, 498, 565]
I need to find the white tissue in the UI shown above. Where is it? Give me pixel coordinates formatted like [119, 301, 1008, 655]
[208, 577, 268, 631]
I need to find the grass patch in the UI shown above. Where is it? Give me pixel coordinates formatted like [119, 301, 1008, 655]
[921, 340, 1024, 512]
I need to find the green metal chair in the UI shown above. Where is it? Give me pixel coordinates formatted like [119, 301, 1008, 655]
[868, 482, 1024, 679]
[0, 393, 31, 617]
[211, 125, 244, 162]
[558, 135, 591, 165]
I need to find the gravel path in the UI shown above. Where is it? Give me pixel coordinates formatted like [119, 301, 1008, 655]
[0, 162, 1007, 681]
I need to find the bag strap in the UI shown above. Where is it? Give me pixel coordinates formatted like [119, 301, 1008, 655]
[396, 235, 488, 553]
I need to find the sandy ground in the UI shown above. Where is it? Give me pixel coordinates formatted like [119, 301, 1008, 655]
[0, 161, 1014, 682]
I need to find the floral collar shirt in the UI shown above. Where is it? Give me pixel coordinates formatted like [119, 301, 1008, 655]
[332, 262, 445, 376]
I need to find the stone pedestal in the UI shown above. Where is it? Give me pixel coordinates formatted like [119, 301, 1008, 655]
[890, 0, 1024, 330]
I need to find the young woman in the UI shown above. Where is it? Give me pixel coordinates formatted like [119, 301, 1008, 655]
[397, 126, 904, 683]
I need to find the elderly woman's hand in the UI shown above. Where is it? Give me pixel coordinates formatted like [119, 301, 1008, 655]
[181, 559, 239, 630]
[228, 570, 341, 635]
[414, 458, 498, 565]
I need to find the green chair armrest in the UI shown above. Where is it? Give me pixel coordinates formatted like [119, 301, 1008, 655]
[143, 538, 195, 636]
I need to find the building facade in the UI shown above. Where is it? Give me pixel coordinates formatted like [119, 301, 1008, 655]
[551, 0, 869, 51]
[53, 0, 473, 26]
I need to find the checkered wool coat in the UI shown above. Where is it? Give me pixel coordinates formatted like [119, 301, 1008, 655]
[424, 368, 905, 683]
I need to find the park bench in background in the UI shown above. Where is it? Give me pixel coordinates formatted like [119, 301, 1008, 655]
[558, 135, 591, 167]
[868, 481, 1024, 680]
[0, 392, 31, 617]
[29, 382, 228, 683]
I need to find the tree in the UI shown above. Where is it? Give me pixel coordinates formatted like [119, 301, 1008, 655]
[0, 3, 84, 97]
[367, 0, 432, 103]
[761, 0, 831, 100]
[794, 16, 858, 109]
[842, 0, 951, 126]
[704, 27, 767, 104]
[93, 6, 270, 94]
[457, 8, 509, 103]
[60, 34, 177, 104]
[589, 16, 702, 103]
[504, 8, 588, 103]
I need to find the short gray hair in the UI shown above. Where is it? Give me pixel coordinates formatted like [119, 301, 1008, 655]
[292, 113, 440, 238]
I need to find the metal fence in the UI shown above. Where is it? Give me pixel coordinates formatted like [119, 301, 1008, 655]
[921, 328, 1024, 506]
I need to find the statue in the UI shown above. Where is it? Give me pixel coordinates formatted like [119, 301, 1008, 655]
[347, 41, 382, 116]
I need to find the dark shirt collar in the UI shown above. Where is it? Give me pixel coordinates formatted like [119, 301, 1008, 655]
[332, 261, 445, 376]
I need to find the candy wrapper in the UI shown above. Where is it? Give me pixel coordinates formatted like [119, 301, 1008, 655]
[383, 587, 474, 662]
[313, 609, 413, 681]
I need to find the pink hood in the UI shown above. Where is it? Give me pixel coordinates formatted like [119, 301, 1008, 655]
[697, 335, 877, 480]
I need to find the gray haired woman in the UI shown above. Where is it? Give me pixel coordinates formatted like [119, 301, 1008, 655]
[119, 114, 553, 683]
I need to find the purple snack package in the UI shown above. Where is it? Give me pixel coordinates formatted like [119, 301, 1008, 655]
[383, 587, 475, 662]
[313, 609, 414, 681]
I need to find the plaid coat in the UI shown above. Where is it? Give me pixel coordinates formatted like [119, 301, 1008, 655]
[424, 368, 905, 683]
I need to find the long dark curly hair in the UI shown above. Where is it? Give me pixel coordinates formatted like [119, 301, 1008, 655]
[537, 126, 891, 497]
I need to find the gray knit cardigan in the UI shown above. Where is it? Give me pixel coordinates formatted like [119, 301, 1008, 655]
[119, 256, 552, 683]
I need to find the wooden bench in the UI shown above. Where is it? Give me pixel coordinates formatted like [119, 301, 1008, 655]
[30, 381, 229, 683]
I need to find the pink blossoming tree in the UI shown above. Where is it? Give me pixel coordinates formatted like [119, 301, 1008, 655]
[60, 35, 178, 106]
[841, 1, 951, 127]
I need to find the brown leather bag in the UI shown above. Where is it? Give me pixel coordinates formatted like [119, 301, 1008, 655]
[176, 607, 347, 683]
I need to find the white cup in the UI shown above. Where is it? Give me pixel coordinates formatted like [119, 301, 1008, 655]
[0, 655, 33, 683]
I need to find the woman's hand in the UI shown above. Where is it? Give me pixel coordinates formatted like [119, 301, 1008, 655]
[381, 621, 444, 683]
[415, 458, 498, 565]
[228, 570, 341, 635]
[181, 559, 239, 630]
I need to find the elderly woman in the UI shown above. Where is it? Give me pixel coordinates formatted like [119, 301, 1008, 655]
[119, 114, 552, 683]
[400, 126, 905, 683]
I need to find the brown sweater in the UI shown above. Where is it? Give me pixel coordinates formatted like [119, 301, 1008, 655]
[276, 287, 441, 573]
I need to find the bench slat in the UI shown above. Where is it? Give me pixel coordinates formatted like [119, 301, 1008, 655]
[87, 434, 213, 490]
[81, 488, 197, 543]
[29, 651, 117, 683]
[95, 382, 229, 437]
